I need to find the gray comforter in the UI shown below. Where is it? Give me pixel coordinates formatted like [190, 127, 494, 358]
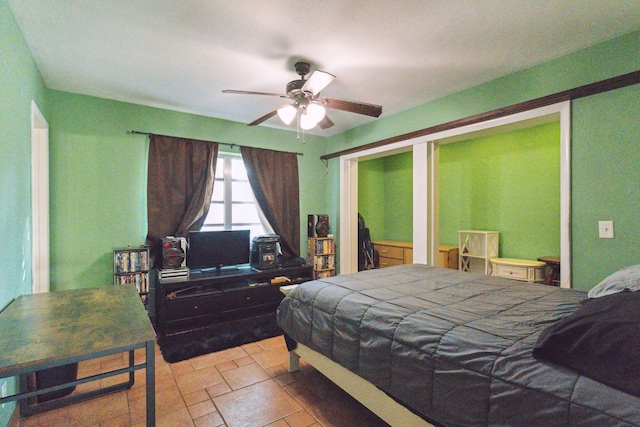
[276, 264, 640, 426]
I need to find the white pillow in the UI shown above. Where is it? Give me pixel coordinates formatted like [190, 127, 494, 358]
[588, 264, 640, 298]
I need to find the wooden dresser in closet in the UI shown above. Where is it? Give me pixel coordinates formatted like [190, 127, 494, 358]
[373, 241, 458, 269]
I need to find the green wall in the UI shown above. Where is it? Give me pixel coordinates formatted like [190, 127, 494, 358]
[0, 0, 47, 305]
[359, 152, 413, 242]
[46, 90, 328, 291]
[572, 84, 640, 288]
[332, 31, 640, 290]
[439, 122, 560, 258]
[358, 158, 386, 238]
[383, 153, 413, 241]
[0, 0, 48, 423]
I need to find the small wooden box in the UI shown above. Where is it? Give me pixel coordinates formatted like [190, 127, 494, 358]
[438, 245, 459, 270]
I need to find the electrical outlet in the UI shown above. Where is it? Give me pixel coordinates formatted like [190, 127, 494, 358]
[599, 220, 614, 238]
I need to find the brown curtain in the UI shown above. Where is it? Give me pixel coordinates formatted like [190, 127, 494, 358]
[240, 146, 300, 258]
[146, 134, 218, 266]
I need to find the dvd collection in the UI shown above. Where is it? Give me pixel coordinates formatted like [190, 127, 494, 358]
[311, 238, 335, 255]
[313, 270, 335, 280]
[113, 247, 150, 298]
[312, 254, 335, 271]
[308, 237, 336, 280]
[114, 249, 149, 274]
[114, 272, 149, 294]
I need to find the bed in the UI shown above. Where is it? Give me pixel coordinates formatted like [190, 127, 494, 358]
[276, 264, 640, 427]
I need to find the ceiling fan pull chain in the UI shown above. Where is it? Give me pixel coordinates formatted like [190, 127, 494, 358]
[294, 110, 305, 143]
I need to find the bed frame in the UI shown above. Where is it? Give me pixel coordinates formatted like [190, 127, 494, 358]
[288, 343, 433, 427]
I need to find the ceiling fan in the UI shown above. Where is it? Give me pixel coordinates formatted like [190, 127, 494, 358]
[222, 61, 382, 130]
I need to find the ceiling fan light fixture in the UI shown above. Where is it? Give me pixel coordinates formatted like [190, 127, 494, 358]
[277, 105, 297, 125]
[299, 111, 317, 130]
[306, 103, 326, 122]
[299, 103, 326, 130]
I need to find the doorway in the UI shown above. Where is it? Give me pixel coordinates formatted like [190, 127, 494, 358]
[31, 100, 50, 294]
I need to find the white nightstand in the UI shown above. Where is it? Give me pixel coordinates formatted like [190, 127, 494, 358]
[490, 258, 546, 283]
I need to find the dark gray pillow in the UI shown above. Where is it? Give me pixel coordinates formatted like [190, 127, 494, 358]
[533, 291, 640, 397]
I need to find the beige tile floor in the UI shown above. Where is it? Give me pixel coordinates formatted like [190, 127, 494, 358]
[8, 336, 389, 427]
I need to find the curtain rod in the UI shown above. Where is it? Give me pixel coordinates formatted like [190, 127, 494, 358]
[128, 130, 304, 156]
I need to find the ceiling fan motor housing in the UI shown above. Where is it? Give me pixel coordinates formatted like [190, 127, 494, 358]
[286, 79, 307, 96]
[286, 62, 313, 96]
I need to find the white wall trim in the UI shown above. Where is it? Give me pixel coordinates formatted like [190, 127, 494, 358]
[339, 101, 572, 286]
[31, 100, 50, 294]
[559, 101, 572, 288]
[339, 157, 360, 273]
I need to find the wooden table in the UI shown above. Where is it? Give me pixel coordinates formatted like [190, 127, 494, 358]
[0, 286, 156, 426]
[537, 256, 561, 286]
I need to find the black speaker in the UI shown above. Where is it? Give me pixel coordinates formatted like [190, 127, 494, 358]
[308, 214, 329, 237]
[250, 235, 279, 270]
[161, 237, 187, 269]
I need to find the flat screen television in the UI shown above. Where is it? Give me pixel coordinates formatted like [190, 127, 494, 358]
[187, 230, 250, 271]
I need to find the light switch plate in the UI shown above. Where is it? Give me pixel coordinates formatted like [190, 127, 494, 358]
[599, 221, 614, 238]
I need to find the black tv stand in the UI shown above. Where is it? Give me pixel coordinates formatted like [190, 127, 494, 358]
[194, 265, 241, 274]
[154, 264, 312, 336]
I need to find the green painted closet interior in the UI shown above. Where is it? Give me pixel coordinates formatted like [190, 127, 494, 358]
[359, 121, 561, 260]
[358, 152, 413, 243]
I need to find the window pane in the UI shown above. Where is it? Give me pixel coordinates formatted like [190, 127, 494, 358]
[200, 224, 225, 232]
[215, 158, 224, 177]
[232, 203, 260, 224]
[232, 158, 248, 180]
[232, 181, 254, 202]
[202, 154, 271, 236]
[204, 203, 224, 224]
[234, 224, 267, 240]
[212, 181, 224, 201]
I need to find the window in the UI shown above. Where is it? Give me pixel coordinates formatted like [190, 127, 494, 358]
[201, 154, 269, 238]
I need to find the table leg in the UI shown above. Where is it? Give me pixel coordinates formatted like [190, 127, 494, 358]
[545, 266, 553, 286]
[145, 340, 155, 427]
[19, 373, 29, 414]
[549, 265, 560, 286]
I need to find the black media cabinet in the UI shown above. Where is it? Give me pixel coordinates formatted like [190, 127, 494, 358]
[154, 265, 312, 336]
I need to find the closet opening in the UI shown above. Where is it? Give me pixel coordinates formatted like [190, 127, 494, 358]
[339, 101, 571, 288]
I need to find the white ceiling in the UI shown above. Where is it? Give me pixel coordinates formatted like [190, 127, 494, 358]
[8, 1, 640, 136]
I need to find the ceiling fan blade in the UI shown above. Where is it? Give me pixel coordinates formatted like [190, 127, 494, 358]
[247, 109, 278, 126]
[317, 115, 335, 129]
[222, 89, 287, 98]
[320, 97, 382, 118]
[301, 70, 336, 95]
